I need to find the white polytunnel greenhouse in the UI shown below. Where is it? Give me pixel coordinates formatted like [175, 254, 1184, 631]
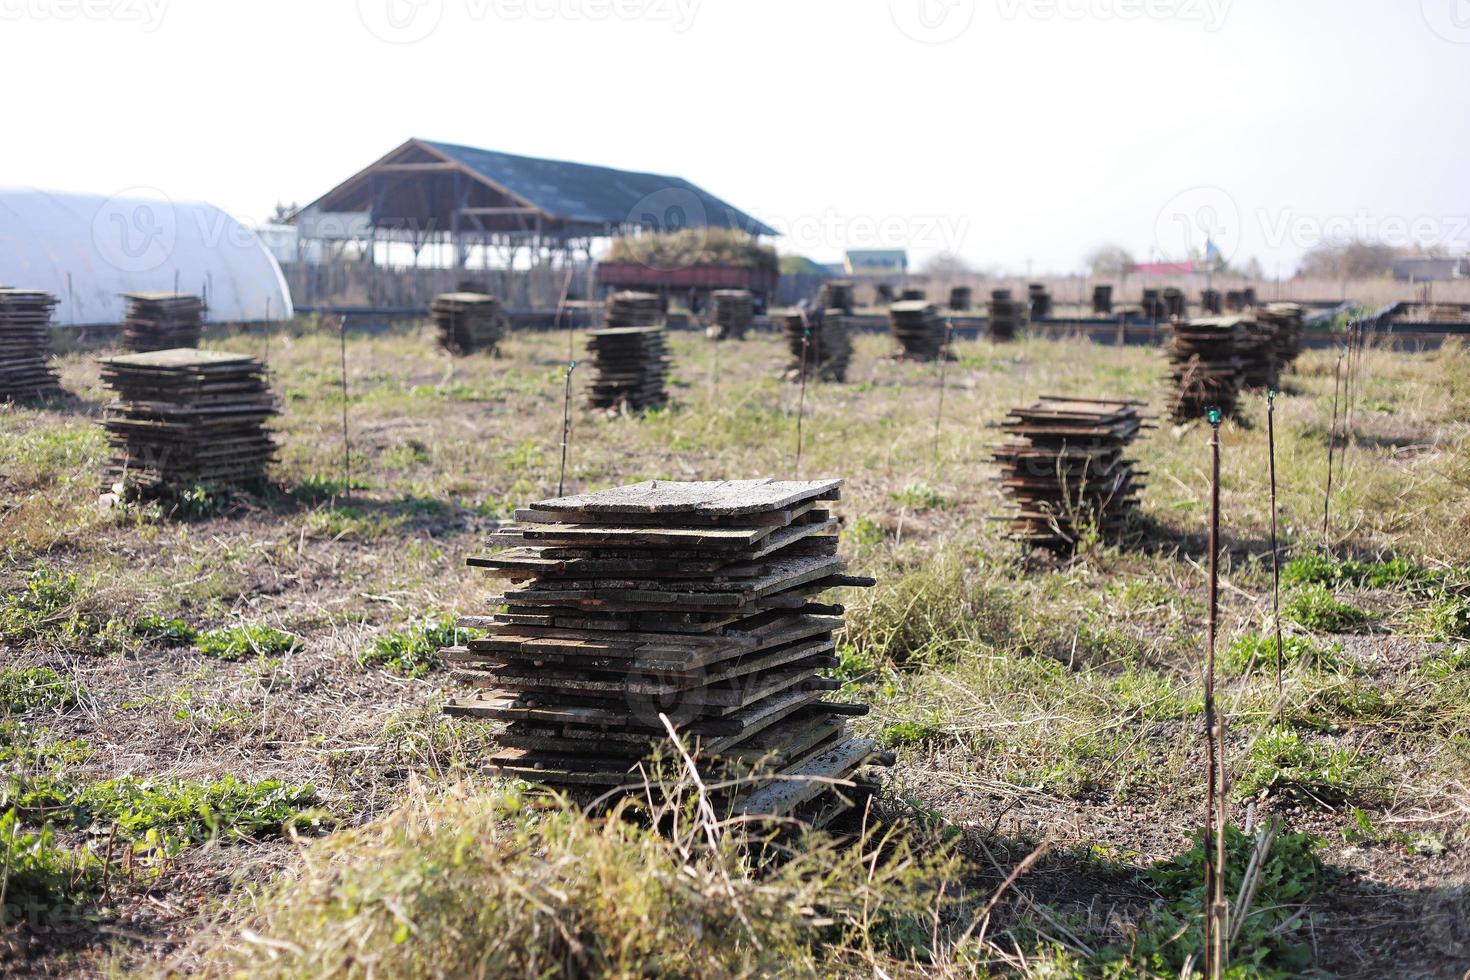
[0, 187, 292, 326]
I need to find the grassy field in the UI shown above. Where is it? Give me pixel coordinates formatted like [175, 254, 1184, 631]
[2, 320, 1469, 977]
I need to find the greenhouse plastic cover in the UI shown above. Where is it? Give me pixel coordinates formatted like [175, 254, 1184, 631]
[0, 187, 292, 326]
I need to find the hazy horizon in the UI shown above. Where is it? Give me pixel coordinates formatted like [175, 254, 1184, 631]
[4, 0, 1467, 275]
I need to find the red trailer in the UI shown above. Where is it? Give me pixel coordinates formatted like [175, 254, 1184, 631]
[595, 261, 779, 313]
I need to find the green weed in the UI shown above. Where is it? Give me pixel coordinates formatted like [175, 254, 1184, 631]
[0, 667, 80, 715]
[132, 613, 198, 647]
[879, 720, 942, 748]
[196, 624, 301, 662]
[1281, 553, 1432, 590]
[1223, 633, 1357, 676]
[6, 774, 322, 844]
[1237, 727, 1373, 804]
[1282, 584, 1371, 632]
[841, 515, 886, 551]
[889, 482, 948, 511]
[0, 808, 98, 926]
[360, 615, 462, 677]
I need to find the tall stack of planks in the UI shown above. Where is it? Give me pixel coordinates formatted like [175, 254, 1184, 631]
[708, 289, 754, 340]
[1166, 317, 1245, 419]
[99, 349, 276, 497]
[443, 479, 888, 826]
[0, 288, 61, 402]
[993, 397, 1148, 550]
[888, 301, 948, 360]
[781, 310, 852, 382]
[989, 289, 1024, 341]
[431, 292, 508, 355]
[121, 293, 205, 352]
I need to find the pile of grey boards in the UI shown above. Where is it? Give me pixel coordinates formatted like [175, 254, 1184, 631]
[888, 301, 947, 360]
[0, 288, 61, 402]
[1027, 283, 1052, 319]
[819, 280, 855, 314]
[99, 348, 276, 497]
[605, 290, 663, 328]
[708, 289, 754, 340]
[948, 286, 972, 311]
[1257, 303, 1305, 370]
[781, 310, 852, 382]
[443, 479, 887, 827]
[584, 326, 668, 410]
[989, 289, 1024, 341]
[431, 292, 508, 355]
[993, 397, 1148, 551]
[1092, 284, 1113, 315]
[121, 293, 205, 353]
[1166, 317, 1245, 420]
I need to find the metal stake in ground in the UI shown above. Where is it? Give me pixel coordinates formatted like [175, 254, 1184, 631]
[1267, 389, 1282, 694]
[1323, 349, 1344, 547]
[557, 361, 577, 498]
[1203, 406, 1228, 980]
[933, 318, 955, 468]
[338, 315, 352, 504]
[794, 313, 811, 481]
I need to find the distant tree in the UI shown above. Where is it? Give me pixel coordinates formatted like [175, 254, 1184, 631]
[271, 201, 300, 223]
[1296, 240, 1400, 279]
[1240, 256, 1264, 280]
[921, 251, 975, 278]
[1086, 244, 1136, 278]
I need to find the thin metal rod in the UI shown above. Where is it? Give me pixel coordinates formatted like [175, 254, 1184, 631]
[794, 313, 811, 481]
[933, 318, 954, 468]
[557, 361, 577, 498]
[1323, 350, 1344, 546]
[338, 316, 351, 504]
[1203, 411, 1226, 979]
[1267, 389, 1282, 694]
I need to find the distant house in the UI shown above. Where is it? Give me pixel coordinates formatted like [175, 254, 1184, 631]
[1392, 256, 1469, 282]
[844, 249, 908, 277]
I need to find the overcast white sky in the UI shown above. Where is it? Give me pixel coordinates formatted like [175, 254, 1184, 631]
[3, 0, 1467, 274]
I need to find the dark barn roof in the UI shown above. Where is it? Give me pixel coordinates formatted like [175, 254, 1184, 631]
[295, 138, 777, 240]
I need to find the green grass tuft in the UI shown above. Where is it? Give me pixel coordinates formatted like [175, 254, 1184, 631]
[1223, 633, 1357, 676]
[0, 808, 98, 926]
[132, 613, 198, 647]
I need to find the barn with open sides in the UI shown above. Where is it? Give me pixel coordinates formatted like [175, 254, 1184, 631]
[286, 138, 778, 270]
[0, 187, 292, 327]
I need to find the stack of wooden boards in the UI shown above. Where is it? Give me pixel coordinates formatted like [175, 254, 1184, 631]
[780, 310, 852, 382]
[948, 286, 972, 311]
[443, 479, 887, 827]
[888, 301, 948, 360]
[1166, 317, 1246, 419]
[993, 397, 1148, 549]
[1200, 288, 1223, 315]
[0, 288, 61, 402]
[1163, 288, 1186, 320]
[1092, 284, 1113, 315]
[819, 280, 855, 314]
[430, 292, 508, 355]
[99, 348, 276, 497]
[605, 290, 663, 328]
[899, 288, 926, 302]
[121, 293, 205, 352]
[1141, 289, 1167, 321]
[708, 289, 754, 340]
[585, 326, 668, 410]
[1027, 283, 1053, 319]
[989, 289, 1024, 341]
[1258, 303, 1305, 371]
